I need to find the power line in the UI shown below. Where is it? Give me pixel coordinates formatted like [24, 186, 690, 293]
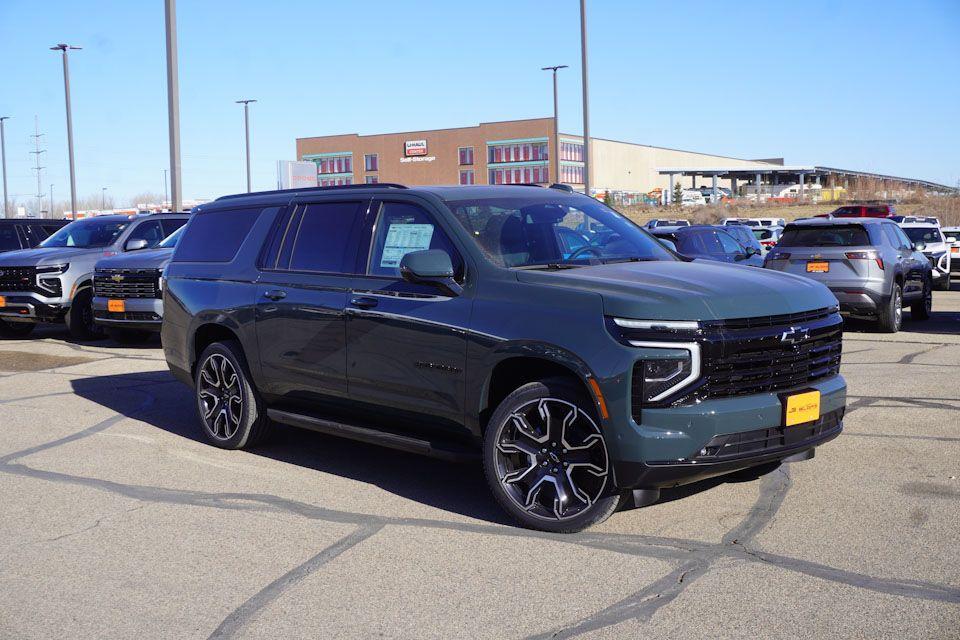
[30, 116, 46, 216]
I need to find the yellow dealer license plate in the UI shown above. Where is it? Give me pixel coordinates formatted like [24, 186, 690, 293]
[0, 295, 5, 308]
[784, 390, 821, 427]
[806, 261, 829, 273]
[108, 299, 125, 313]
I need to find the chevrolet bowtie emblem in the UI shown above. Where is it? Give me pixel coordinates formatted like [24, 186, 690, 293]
[111, 274, 124, 283]
[780, 326, 809, 344]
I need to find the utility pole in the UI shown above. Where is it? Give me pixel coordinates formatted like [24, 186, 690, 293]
[165, 0, 183, 213]
[541, 66, 568, 185]
[30, 117, 46, 217]
[236, 99, 256, 192]
[162, 169, 168, 208]
[50, 44, 81, 218]
[0, 116, 9, 219]
[579, 0, 591, 198]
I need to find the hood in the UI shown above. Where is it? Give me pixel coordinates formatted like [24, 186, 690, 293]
[515, 260, 837, 321]
[95, 247, 174, 270]
[0, 246, 106, 267]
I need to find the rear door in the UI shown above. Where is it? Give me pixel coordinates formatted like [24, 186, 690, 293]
[254, 198, 369, 403]
[344, 197, 472, 430]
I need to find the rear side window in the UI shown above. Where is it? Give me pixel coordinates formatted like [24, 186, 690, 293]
[287, 201, 362, 273]
[778, 225, 870, 247]
[174, 207, 263, 262]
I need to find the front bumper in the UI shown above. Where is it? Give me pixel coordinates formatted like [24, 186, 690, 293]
[607, 374, 847, 490]
[0, 293, 66, 323]
[92, 296, 163, 332]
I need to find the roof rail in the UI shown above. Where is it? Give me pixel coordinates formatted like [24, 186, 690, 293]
[215, 183, 408, 201]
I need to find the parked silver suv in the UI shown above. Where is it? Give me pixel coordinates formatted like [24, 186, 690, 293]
[0, 213, 188, 339]
[763, 218, 932, 332]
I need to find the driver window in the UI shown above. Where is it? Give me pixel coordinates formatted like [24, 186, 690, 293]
[716, 230, 744, 254]
[126, 220, 164, 248]
[367, 202, 463, 279]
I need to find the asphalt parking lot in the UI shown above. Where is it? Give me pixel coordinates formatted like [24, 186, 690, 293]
[1, 291, 958, 640]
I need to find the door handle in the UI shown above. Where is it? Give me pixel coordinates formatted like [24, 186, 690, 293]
[350, 296, 378, 309]
[263, 290, 287, 301]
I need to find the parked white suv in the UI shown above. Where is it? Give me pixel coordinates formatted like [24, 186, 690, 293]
[899, 223, 951, 290]
[943, 227, 960, 277]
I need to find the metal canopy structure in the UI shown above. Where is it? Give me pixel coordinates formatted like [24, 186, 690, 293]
[657, 164, 957, 204]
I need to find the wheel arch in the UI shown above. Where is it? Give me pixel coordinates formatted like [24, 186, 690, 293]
[191, 322, 243, 377]
[477, 345, 601, 435]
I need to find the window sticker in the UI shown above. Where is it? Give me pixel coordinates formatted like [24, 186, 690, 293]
[380, 223, 435, 268]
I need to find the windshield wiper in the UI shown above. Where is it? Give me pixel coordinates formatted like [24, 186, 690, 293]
[514, 263, 582, 270]
[600, 257, 660, 264]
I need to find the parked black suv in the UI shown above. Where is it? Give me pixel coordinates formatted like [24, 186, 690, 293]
[162, 184, 846, 532]
[0, 218, 69, 254]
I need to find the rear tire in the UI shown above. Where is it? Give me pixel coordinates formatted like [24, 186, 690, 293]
[934, 273, 951, 291]
[0, 319, 36, 339]
[65, 288, 104, 341]
[194, 340, 272, 449]
[108, 328, 154, 344]
[482, 377, 621, 533]
[877, 283, 902, 333]
[910, 277, 932, 321]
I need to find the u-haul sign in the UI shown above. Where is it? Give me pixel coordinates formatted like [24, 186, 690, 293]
[404, 139, 428, 157]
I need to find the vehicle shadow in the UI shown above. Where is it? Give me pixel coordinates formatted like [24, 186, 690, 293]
[70, 371, 776, 527]
[30, 323, 162, 349]
[842, 310, 960, 336]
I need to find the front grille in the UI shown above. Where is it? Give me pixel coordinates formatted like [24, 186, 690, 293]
[702, 306, 836, 330]
[94, 269, 160, 299]
[0, 267, 37, 292]
[688, 407, 844, 463]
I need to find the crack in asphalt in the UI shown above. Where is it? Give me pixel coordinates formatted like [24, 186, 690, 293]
[1, 349, 959, 638]
[207, 522, 384, 640]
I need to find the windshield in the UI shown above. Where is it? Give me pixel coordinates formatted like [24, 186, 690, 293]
[901, 227, 941, 244]
[158, 226, 185, 248]
[40, 218, 130, 248]
[444, 195, 676, 268]
[778, 225, 870, 247]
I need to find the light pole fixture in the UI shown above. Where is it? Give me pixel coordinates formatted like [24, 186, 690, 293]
[50, 44, 81, 217]
[165, 0, 182, 213]
[0, 116, 9, 218]
[579, 0, 591, 198]
[541, 65, 568, 185]
[236, 99, 257, 193]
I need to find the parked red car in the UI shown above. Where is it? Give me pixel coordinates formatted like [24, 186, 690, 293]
[830, 204, 896, 218]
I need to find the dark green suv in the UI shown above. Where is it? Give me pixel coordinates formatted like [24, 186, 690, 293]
[161, 184, 846, 532]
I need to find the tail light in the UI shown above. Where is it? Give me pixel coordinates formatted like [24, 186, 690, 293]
[845, 250, 883, 270]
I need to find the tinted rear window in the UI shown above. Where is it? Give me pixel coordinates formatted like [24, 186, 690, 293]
[287, 201, 362, 273]
[778, 225, 870, 247]
[174, 207, 262, 262]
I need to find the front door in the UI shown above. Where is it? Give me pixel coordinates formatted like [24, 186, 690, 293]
[255, 199, 368, 405]
[345, 198, 472, 430]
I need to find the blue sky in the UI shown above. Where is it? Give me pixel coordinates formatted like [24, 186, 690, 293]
[1, 0, 958, 206]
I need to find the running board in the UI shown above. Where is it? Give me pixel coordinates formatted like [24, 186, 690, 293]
[266, 409, 479, 463]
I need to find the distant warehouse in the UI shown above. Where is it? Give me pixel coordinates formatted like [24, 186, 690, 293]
[295, 117, 953, 204]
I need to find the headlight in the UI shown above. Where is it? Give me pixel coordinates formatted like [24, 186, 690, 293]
[36, 263, 69, 274]
[629, 341, 701, 403]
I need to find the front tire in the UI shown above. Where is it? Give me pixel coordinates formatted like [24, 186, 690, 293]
[65, 288, 104, 340]
[483, 378, 621, 533]
[194, 340, 272, 449]
[910, 277, 932, 321]
[877, 283, 902, 333]
[0, 319, 36, 339]
[934, 273, 951, 291]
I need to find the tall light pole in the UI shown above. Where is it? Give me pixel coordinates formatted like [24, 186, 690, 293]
[50, 44, 81, 217]
[165, 0, 182, 212]
[541, 65, 567, 185]
[236, 99, 256, 192]
[49, 184, 54, 217]
[0, 116, 9, 218]
[579, 0, 591, 198]
[162, 169, 168, 208]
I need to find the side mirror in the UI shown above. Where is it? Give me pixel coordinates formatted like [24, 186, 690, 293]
[125, 238, 149, 251]
[947, 236, 957, 243]
[745, 246, 760, 257]
[399, 249, 462, 297]
[913, 242, 926, 252]
[657, 238, 677, 252]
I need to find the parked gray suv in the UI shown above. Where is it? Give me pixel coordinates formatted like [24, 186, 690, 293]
[764, 218, 932, 332]
[92, 226, 184, 342]
[0, 213, 188, 339]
